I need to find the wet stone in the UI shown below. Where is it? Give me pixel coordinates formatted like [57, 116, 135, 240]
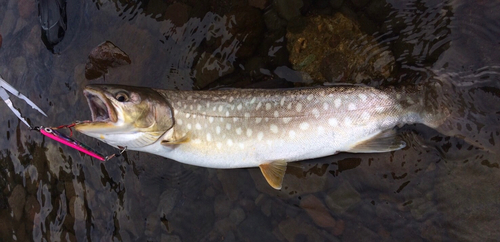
[214, 195, 233, 218]
[300, 194, 337, 230]
[0, 10, 16, 37]
[286, 13, 395, 84]
[8, 185, 26, 221]
[324, 181, 361, 214]
[330, 0, 344, 9]
[85, 41, 131, 80]
[194, 53, 234, 88]
[164, 2, 192, 27]
[18, 0, 36, 19]
[274, 0, 303, 21]
[229, 206, 246, 225]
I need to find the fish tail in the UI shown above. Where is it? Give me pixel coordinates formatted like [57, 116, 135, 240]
[425, 71, 500, 152]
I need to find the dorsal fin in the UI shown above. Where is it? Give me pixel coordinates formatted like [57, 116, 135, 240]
[259, 160, 287, 190]
[349, 129, 406, 153]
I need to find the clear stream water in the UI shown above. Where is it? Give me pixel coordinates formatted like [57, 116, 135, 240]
[0, 0, 499, 241]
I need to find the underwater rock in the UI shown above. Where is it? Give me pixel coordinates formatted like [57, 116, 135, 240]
[274, 0, 303, 21]
[286, 13, 394, 83]
[324, 181, 361, 214]
[194, 52, 234, 88]
[0, 34, 2, 48]
[300, 194, 340, 233]
[18, 0, 36, 19]
[85, 41, 131, 80]
[8, 184, 26, 221]
[226, 6, 265, 59]
[164, 2, 191, 27]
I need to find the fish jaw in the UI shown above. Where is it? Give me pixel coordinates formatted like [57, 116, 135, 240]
[75, 86, 122, 135]
[75, 85, 175, 149]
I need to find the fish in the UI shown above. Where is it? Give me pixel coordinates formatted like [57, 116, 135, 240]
[74, 83, 450, 189]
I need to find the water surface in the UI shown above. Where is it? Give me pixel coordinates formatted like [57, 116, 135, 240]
[0, 0, 499, 241]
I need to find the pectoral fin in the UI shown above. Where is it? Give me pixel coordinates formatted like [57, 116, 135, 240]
[161, 132, 191, 146]
[350, 129, 406, 153]
[259, 160, 287, 190]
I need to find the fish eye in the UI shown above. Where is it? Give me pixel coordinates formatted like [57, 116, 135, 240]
[115, 92, 129, 102]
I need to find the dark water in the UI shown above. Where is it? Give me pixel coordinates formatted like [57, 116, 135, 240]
[0, 0, 499, 241]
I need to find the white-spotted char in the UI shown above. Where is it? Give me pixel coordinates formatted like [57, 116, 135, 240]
[75, 84, 449, 189]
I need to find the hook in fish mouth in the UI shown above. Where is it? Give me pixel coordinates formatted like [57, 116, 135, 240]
[83, 88, 117, 123]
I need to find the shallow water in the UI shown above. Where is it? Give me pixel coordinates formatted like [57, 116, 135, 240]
[0, 0, 499, 241]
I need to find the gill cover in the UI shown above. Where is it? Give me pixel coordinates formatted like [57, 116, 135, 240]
[75, 85, 174, 148]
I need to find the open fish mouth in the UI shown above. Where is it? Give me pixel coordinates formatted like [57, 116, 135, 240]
[84, 89, 117, 123]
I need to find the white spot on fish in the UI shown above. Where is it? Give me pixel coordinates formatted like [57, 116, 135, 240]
[257, 132, 264, 141]
[256, 117, 262, 124]
[229, 96, 234, 102]
[174, 110, 178, 115]
[280, 97, 286, 106]
[208, 117, 214, 123]
[216, 142, 222, 149]
[344, 117, 352, 126]
[334, 99, 341, 108]
[177, 119, 183, 125]
[250, 97, 256, 104]
[375, 106, 385, 112]
[283, 117, 292, 124]
[195, 123, 202, 130]
[312, 108, 320, 118]
[225, 111, 230, 117]
[396, 94, 401, 99]
[185, 113, 191, 118]
[197, 104, 202, 111]
[307, 94, 314, 101]
[323, 103, 329, 110]
[177, 101, 182, 106]
[328, 118, 338, 127]
[358, 94, 367, 102]
[287, 103, 292, 110]
[244, 112, 251, 118]
[361, 112, 370, 120]
[206, 133, 212, 141]
[226, 123, 231, 130]
[193, 139, 202, 144]
[218, 105, 224, 112]
[212, 106, 217, 111]
[270, 124, 279, 133]
[227, 139, 233, 146]
[266, 140, 273, 146]
[296, 103, 303, 112]
[299, 122, 310, 130]
[216, 126, 221, 134]
[266, 103, 272, 110]
[233, 117, 239, 122]
[246, 128, 253, 137]
[236, 127, 242, 135]
[380, 94, 389, 99]
[238, 143, 245, 149]
[289, 130, 296, 139]
[190, 105, 194, 110]
[256, 102, 262, 110]
[237, 104, 243, 110]
[317, 126, 325, 134]
[187, 124, 192, 130]
[274, 111, 279, 118]
[407, 97, 414, 104]
[348, 103, 356, 110]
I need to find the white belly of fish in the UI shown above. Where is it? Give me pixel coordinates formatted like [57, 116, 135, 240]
[134, 120, 386, 169]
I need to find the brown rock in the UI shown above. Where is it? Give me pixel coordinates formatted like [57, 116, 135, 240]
[300, 194, 336, 229]
[18, 0, 36, 19]
[164, 2, 192, 26]
[85, 41, 131, 80]
[8, 184, 26, 221]
[248, 0, 270, 9]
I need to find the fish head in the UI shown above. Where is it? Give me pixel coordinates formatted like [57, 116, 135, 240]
[75, 85, 174, 148]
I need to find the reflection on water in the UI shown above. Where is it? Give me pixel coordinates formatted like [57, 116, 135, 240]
[0, 0, 499, 241]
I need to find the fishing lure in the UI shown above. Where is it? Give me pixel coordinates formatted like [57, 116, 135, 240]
[0, 76, 122, 160]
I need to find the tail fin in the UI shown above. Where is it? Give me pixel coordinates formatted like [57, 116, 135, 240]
[428, 68, 500, 153]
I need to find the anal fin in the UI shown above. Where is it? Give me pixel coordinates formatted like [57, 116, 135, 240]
[350, 129, 406, 153]
[259, 160, 287, 190]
